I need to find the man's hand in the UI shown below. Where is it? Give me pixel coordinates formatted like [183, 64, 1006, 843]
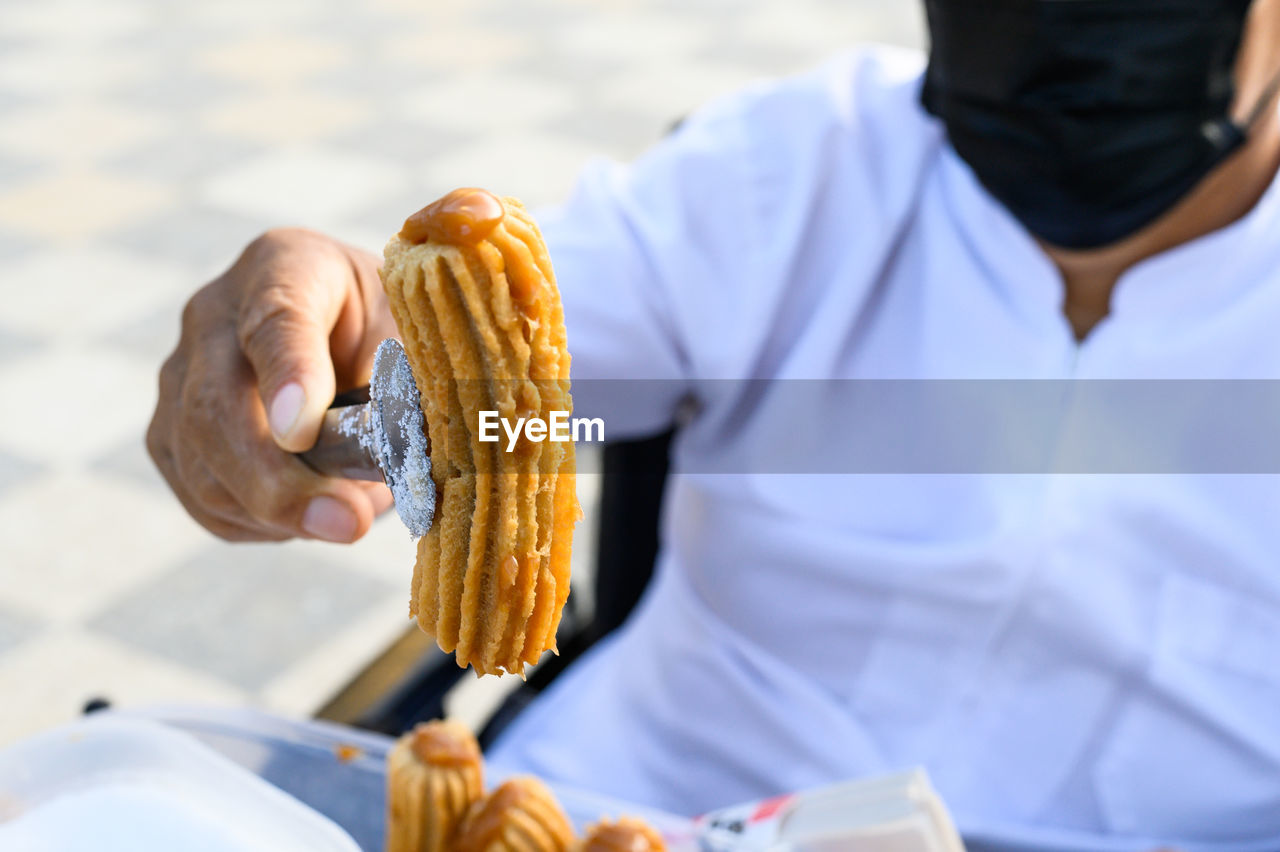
[147, 228, 397, 542]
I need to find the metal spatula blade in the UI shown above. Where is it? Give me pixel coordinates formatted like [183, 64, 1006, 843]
[298, 339, 435, 538]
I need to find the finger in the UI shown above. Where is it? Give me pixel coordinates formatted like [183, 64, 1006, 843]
[152, 405, 288, 542]
[234, 232, 361, 453]
[146, 352, 186, 487]
[148, 357, 253, 537]
[178, 455, 290, 543]
[331, 244, 396, 392]
[361, 480, 395, 516]
[184, 340, 379, 543]
[166, 402, 291, 541]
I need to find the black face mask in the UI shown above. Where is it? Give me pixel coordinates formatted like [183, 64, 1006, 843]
[921, 0, 1259, 250]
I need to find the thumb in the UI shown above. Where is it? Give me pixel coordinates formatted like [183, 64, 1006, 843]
[237, 268, 347, 454]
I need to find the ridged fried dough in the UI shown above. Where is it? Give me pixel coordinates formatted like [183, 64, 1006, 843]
[453, 776, 576, 852]
[382, 188, 580, 676]
[573, 818, 667, 852]
[386, 720, 485, 852]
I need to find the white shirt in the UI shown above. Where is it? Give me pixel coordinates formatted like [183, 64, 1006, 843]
[487, 46, 1280, 851]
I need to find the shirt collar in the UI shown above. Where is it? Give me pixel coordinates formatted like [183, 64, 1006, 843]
[936, 111, 1280, 330]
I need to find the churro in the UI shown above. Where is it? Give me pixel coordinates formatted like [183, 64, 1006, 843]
[382, 188, 579, 675]
[453, 776, 575, 852]
[575, 818, 667, 852]
[386, 720, 485, 852]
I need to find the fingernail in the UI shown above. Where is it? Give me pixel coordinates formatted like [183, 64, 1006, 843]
[269, 382, 306, 441]
[303, 496, 358, 542]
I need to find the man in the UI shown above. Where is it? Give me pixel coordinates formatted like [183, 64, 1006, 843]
[149, 0, 1280, 847]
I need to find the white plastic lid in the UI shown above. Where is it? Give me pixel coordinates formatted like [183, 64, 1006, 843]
[0, 716, 360, 852]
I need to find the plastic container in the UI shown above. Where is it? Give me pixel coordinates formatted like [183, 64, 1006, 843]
[30, 705, 964, 852]
[696, 769, 966, 852]
[125, 704, 697, 851]
[0, 716, 361, 852]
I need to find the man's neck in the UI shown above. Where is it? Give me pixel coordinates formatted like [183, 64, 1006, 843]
[1043, 102, 1280, 341]
[1046, 0, 1280, 341]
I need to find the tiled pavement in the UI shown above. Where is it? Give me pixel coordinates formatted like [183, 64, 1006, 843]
[0, 0, 922, 745]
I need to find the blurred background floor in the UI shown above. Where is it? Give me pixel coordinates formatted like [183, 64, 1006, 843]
[0, 0, 921, 745]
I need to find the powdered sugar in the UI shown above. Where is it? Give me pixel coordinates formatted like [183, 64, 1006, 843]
[335, 405, 374, 453]
[370, 339, 435, 538]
